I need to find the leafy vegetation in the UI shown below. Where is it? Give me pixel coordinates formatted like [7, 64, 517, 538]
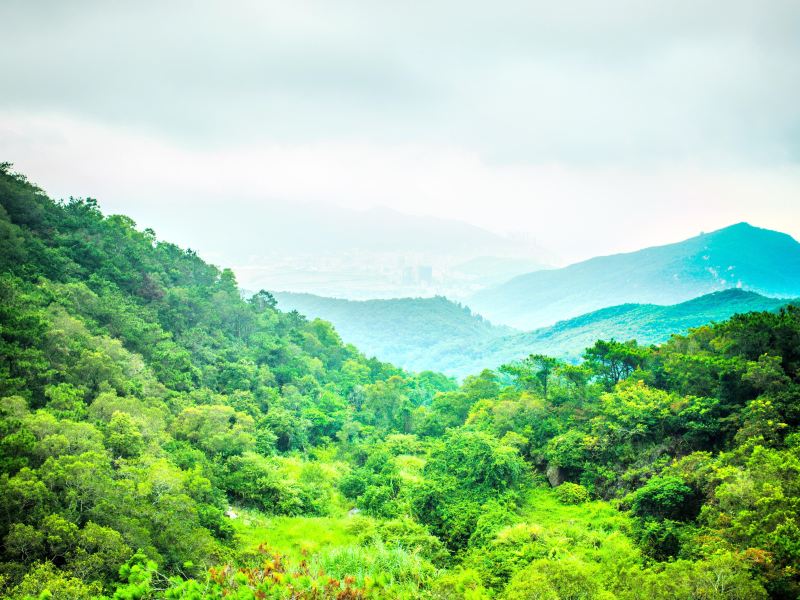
[276, 289, 796, 378]
[1, 164, 799, 599]
[272, 292, 514, 377]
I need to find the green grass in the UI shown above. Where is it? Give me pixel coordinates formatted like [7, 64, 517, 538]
[231, 509, 436, 597]
[518, 487, 640, 571]
[520, 487, 627, 530]
[227, 454, 360, 561]
[395, 454, 426, 484]
[232, 508, 362, 559]
[273, 453, 350, 481]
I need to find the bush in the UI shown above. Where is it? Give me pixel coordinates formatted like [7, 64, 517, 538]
[473, 523, 547, 589]
[432, 567, 491, 600]
[623, 552, 768, 600]
[364, 517, 449, 566]
[468, 499, 517, 548]
[312, 543, 435, 590]
[555, 482, 590, 505]
[9, 561, 102, 600]
[629, 476, 701, 521]
[631, 518, 686, 561]
[503, 557, 600, 600]
[224, 453, 306, 515]
[360, 484, 400, 518]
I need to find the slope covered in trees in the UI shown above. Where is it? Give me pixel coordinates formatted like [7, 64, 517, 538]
[276, 289, 795, 378]
[1, 164, 798, 599]
[0, 164, 455, 596]
[463, 288, 796, 370]
[471, 222, 800, 329]
[272, 292, 514, 375]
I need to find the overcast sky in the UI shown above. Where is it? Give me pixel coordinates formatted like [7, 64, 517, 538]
[1, 0, 799, 264]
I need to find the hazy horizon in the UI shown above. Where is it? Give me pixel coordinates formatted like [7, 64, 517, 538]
[2, 0, 799, 297]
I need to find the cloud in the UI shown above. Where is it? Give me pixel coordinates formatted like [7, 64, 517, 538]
[1, 1, 799, 273]
[1, 0, 799, 164]
[2, 112, 798, 266]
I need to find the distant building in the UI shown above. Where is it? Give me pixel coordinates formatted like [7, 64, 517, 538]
[417, 265, 433, 284]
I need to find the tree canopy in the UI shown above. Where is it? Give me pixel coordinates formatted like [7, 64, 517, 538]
[1, 164, 798, 599]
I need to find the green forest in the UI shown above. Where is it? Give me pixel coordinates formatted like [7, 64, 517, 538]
[272, 289, 794, 378]
[1, 163, 798, 599]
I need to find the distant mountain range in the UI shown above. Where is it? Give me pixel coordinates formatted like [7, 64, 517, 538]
[464, 289, 795, 375]
[451, 256, 548, 287]
[470, 222, 800, 329]
[274, 288, 796, 378]
[161, 201, 550, 299]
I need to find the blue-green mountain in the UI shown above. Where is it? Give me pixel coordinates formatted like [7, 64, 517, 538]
[274, 289, 795, 378]
[272, 293, 513, 373]
[470, 222, 800, 329]
[466, 289, 796, 375]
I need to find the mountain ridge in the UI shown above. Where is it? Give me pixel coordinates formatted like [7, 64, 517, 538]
[469, 222, 800, 329]
[274, 288, 796, 378]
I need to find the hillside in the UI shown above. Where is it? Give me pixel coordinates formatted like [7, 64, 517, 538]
[1, 165, 799, 599]
[276, 289, 795, 378]
[272, 292, 514, 374]
[0, 163, 454, 596]
[466, 289, 796, 372]
[470, 222, 800, 329]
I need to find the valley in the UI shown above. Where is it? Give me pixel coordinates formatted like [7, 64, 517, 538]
[1, 165, 798, 599]
[275, 288, 796, 378]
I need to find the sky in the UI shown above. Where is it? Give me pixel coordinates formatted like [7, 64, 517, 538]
[1, 0, 799, 271]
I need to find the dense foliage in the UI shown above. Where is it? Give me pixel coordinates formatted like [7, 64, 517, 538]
[275, 289, 794, 377]
[1, 164, 798, 599]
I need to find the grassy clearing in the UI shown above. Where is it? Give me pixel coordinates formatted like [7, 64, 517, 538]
[518, 486, 641, 574]
[395, 454, 426, 484]
[520, 486, 628, 532]
[231, 509, 436, 597]
[231, 508, 364, 559]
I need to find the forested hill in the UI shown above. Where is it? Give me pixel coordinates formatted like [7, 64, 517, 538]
[1, 164, 799, 599]
[272, 292, 514, 374]
[0, 163, 455, 594]
[462, 288, 797, 370]
[471, 222, 800, 329]
[275, 289, 794, 378]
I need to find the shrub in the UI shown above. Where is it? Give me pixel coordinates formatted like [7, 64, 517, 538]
[629, 476, 701, 521]
[555, 482, 590, 505]
[312, 542, 435, 590]
[473, 523, 547, 589]
[468, 499, 518, 548]
[432, 567, 491, 600]
[631, 518, 688, 561]
[503, 557, 600, 600]
[365, 517, 449, 566]
[224, 453, 306, 515]
[9, 561, 102, 600]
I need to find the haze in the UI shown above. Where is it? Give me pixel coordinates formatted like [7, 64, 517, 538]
[1, 0, 799, 296]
